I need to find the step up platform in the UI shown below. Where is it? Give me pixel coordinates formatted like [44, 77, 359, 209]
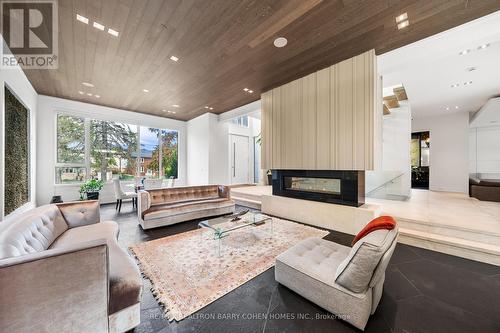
[230, 186, 500, 266]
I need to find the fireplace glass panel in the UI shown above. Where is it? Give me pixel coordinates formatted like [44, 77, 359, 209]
[283, 177, 341, 195]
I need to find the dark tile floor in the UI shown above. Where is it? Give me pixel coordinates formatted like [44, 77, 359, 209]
[101, 203, 500, 333]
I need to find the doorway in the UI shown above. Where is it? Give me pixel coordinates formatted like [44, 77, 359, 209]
[411, 131, 430, 189]
[230, 134, 249, 184]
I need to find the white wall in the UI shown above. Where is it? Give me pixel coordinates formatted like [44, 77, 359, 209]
[186, 112, 261, 186]
[208, 114, 229, 185]
[412, 112, 469, 193]
[186, 113, 232, 186]
[0, 38, 38, 220]
[36, 95, 187, 205]
[186, 114, 210, 185]
[469, 126, 500, 179]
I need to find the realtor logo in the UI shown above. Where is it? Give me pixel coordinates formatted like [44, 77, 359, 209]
[1, 0, 58, 69]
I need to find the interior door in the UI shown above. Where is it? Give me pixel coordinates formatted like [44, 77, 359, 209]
[230, 135, 249, 184]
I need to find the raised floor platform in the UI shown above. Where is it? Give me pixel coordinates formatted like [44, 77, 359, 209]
[231, 186, 500, 266]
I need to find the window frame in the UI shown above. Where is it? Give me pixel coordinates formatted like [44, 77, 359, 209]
[54, 114, 88, 185]
[54, 113, 179, 185]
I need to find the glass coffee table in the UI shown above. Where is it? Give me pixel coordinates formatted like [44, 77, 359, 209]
[198, 212, 273, 256]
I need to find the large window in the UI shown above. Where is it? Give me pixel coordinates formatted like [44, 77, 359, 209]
[56, 115, 86, 183]
[137, 127, 179, 179]
[57, 115, 85, 163]
[90, 120, 137, 181]
[161, 129, 178, 178]
[55, 114, 178, 184]
[139, 126, 159, 178]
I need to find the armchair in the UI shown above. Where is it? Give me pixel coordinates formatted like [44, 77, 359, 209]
[275, 227, 398, 330]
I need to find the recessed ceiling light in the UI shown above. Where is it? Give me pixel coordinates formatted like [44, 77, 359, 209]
[273, 37, 288, 48]
[76, 14, 89, 24]
[142, 89, 149, 93]
[459, 49, 470, 55]
[78, 91, 84, 95]
[455, 106, 459, 109]
[248, 90, 254, 93]
[172, 104, 179, 108]
[209, 107, 213, 110]
[94, 95, 100, 98]
[243, 88, 249, 92]
[395, 13, 408, 23]
[93, 22, 105, 31]
[478, 43, 490, 50]
[82, 82, 94, 87]
[446, 107, 450, 111]
[87, 93, 93, 96]
[107, 28, 119, 37]
[170, 55, 179, 62]
[204, 106, 209, 109]
[397, 20, 409, 30]
[171, 111, 176, 114]
[463, 81, 473, 86]
[451, 83, 460, 88]
[162, 109, 167, 112]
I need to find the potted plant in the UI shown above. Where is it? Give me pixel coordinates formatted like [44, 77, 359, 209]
[79, 179, 104, 200]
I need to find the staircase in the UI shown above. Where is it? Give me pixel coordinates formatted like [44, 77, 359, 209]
[396, 217, 500, 266]
[366, 172, 409, 201]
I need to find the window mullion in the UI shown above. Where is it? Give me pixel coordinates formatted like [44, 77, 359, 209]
[136, 127, 141, 177]
[159, 131, 163, 179]
[84, 118, 91, 179]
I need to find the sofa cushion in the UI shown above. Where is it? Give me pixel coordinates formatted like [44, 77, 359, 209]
[50, 221, 119, 246]
[335, 228, 397, 293]
[148, 185, 220, 205]
[276, 237, 351, 287]
[143, 198, 234, 221]
[57, 200, 101, 228]
[0, 205, 68, 259]
[50, 221, 142, 314]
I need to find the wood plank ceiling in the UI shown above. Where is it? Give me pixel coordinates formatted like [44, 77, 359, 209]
[23, 0, 500, 120]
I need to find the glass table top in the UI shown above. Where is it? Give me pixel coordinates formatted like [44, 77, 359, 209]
[198, 212, 271, 236]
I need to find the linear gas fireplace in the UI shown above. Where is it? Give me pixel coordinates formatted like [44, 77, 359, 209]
[271, 170, 365, 207]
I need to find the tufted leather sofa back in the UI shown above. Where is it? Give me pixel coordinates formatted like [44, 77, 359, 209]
[0, 205, 68, 260]
[148, 185, 222, 205]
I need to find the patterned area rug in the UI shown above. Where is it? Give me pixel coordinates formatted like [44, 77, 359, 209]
[130, 216, 329, 321]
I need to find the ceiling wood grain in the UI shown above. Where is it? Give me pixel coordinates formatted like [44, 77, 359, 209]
[21, 0, 500, 120]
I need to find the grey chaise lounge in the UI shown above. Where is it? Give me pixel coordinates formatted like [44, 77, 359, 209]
[0, 201, 142, 333]
[275, 227, 398, 330]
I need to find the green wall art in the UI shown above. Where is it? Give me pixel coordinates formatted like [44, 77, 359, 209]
[4, 86, 30, 215]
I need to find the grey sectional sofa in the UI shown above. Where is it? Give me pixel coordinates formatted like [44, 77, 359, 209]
[275, 227, 398, 330]
[0, 201, 142, 333]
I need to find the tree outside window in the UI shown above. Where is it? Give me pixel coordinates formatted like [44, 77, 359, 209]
[90, 120, 137, 181]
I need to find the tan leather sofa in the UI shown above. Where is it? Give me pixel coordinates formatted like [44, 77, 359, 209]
[0, 201, 142, 333]
[138, 185, 235, 229]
